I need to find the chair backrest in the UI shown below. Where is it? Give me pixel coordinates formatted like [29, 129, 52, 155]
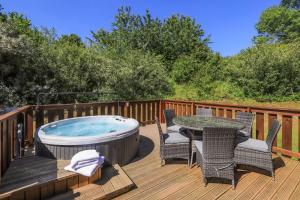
[155, 117, 165, 145]
[266, 119, 281, 150]
[202, 127, 236, 162]
[196, 108, 213, 117]
[236, 111, 254, 137]
[163, 109, 176, 127]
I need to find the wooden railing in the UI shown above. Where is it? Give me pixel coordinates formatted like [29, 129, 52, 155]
[33, 100, 161, 130]
[0, 105, 33, 183]
[1, 99, 300, 182]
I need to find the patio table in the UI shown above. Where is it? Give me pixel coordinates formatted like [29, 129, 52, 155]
[173, 116, 245, 131]
[173, 116, 245, 167]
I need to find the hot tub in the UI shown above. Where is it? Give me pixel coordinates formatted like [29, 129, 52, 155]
[35, 116, 139, 166]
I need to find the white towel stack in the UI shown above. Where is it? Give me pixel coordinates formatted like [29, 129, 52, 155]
[64, 150, 105, 177]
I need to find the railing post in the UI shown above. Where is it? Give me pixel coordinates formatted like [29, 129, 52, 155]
[256, 112, 264, 140]
[268, 113, 278, 146]
[35, 107, 44, 130]
[159, 99, 165, 123]
[124, 102, 129, 117]
[191, 102, 195, 116]
[25, 108, 34, 146]
[282, 115, 292, 151]
[247, 106, 251, 113]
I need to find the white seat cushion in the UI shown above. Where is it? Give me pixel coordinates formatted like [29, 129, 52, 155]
[167, 125, 182, 132]
[163, 132, 189, 144]
[237, 129, 251, 137]
[194, 140, 203, 154]
[236, 138, 269, 152]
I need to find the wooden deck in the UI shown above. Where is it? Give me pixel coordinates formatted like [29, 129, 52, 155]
[50, 165, 135, 200]
[114, 124, 300, 200]
[0, 157, 133, 200]
[1, 123, 300, 200]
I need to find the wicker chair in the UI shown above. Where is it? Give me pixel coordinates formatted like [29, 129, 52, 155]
[195, 127, 237, 189]
[163, 109, 182, 133]
[155, 117, 190, 166]
[236, 111, 254, 138]
[234, 119, 281, 180]
[190, 108, 213, 167]
[196, 108, 213, 117]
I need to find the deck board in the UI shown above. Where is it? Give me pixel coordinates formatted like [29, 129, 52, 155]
[270, 163, 300, 199]
[49, 165, 134, 200]
[114, 124, 300, 200]
[251, 158, 296, 200]
[0, 157, 73, 195]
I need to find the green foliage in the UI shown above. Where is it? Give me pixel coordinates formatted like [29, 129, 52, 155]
[254, 6, 300, 43]
[160, 15, 209, 69]
[100, 49, 172, 100]
[171, 83, 198, 100]
[171, 54, 200, 83]
[0, 8, 172, 106]
[92, 6, 210, 71]
[280, 0, 300, 9]
[224, 42, 300, 101]
[2, 2, 300, 106]
[0, 82, 20, 107]
[58, 34, 84, 47]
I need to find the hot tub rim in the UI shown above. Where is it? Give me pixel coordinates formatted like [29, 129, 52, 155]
[36, 115, 140, 146]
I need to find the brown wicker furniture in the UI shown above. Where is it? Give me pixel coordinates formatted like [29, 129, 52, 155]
[196, 127, 237, 189]
[234, 119, 281, 180]
[155, 117, 190, 166]
[196, 108, 213, 117]
[193, 108, 212, 166]
[236, 111, 254, 138]
[173, 116, 244, 167]
[173, 116, 245, 131]
[163, 109, 182, 133]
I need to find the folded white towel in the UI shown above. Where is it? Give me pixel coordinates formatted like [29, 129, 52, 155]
[73, 158, 99, 170]
[64, 150, 105, 177]
[65, 163, 101, 177]
[73, 156, 105, 170]
[69, 150, 100, 169]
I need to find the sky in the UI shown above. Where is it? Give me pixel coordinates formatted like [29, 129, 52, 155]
[1, 0, 280, 56]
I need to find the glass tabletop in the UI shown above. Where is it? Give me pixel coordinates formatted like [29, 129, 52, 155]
[173, 116, 245, 131]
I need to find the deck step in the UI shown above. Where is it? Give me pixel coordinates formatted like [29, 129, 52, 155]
[48, 165, 135, 200]
[0, 156, 101, 200]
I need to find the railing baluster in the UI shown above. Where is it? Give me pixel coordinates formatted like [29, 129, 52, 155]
[256, 112, 265, 140]
[268, 113, 278, 146]
[26, 109, 34, 145]
[2, 120, 7, 173]
[218, 108, 224, 117]
[282, 115, 293, 151]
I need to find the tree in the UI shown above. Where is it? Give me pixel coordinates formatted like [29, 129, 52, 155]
[0, 6, 174, 106]
[98, 48, 172, 100]
[160, 15, 208, 67]
[58, 34, 84, 47]
[224, 42, 300, 101]
[91, 6, 210, 71]
[280, 0, 300, 9]
[254, 6, 300, 43]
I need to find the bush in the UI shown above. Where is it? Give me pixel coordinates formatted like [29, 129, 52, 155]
[224, 41, 300, 101]
[101, 49, 173, 100]
[171, 55, 200, 83]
